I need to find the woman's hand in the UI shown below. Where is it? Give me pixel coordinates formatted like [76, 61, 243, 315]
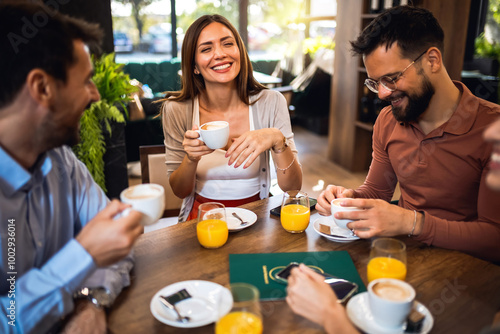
[183, 125, 214, 162]
[225, 128, 283, 168]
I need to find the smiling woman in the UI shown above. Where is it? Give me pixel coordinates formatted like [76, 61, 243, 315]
[194, 23, 241, 87]
[158, 14, 303, 223]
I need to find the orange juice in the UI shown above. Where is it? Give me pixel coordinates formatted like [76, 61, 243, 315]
[280, 204, 310, 233]
[196, 219, 228, 248]
[216, 311, 263, 334]
[367, 256, 407, 282]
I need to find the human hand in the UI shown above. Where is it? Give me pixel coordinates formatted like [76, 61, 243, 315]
[76, 200, 143, 267]
[183, 125, 214, 162]
[316, 184, 355, 216]
[334, 198, 420, 238]
[225, 128, 283, 168]
[61, 300, 106, 334]
[286, 264, 339, 324]
[286, 264, 358, 334]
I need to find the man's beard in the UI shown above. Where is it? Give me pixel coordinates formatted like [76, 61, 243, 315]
[39, 113, 81, 151]
[390, 74, 435, 123]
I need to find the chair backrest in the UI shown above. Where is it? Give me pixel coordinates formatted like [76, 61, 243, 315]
[272, 85, 294, 109]
[139, 145, 182, 217]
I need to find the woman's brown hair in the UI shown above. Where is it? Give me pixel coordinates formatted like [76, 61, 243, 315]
[163, 14, 266, 105]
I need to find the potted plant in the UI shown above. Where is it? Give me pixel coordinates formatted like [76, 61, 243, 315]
[73, 53, 137, 194]
[474, 33, 500, 77]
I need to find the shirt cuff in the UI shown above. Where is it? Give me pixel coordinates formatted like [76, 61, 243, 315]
[413, 210, 434, 244]
[80, 251, 135, 303]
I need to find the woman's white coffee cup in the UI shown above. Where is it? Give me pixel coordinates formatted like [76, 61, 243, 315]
[119, 183, 165, 226]
[330, 198, 363, 229]
[196, 121, 230, 150]
[368, 278, 416, 328]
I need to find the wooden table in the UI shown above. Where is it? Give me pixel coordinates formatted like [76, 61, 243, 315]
[108, 197, 500, 333]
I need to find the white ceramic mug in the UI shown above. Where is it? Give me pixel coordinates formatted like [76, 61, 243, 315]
[368, 278, 416, 329]
[196, 121, 229, 150]
[330, 198, 362, 230]
[119, 183, 165, 226]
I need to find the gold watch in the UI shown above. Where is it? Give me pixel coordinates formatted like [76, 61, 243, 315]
[272, 136, 288, 154]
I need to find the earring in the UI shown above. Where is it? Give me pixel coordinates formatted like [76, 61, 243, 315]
[194, 68, 200, 75]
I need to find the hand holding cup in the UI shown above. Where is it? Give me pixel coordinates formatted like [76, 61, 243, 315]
[119, 183, 165, 226]
[330, 198, 363, 230]
[196, 121, 230, 150]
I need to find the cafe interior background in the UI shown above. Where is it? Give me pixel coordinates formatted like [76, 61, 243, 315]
[49, 0, 500, 209]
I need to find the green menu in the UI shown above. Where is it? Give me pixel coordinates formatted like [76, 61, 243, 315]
[229, 251, 366, 301]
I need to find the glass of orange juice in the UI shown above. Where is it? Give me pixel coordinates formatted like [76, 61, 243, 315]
[197, 202, 228, 249]
[216, 283, 262, 334]
[367, 238, 407, 283]
[280, 190, 310, 233]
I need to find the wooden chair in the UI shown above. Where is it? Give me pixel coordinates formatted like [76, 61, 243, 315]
[139, 145, 182, 219]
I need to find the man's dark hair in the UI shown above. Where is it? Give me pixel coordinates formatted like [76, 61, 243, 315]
[0, 1, 103, 108]
[350, 5, 444, 60]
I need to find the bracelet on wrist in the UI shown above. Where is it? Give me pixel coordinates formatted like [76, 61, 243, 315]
[275, 155, 295, 174]
[408, 210, 417, 237]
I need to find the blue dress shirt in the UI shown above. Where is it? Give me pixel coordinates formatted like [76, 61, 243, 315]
[0, 146, 133, 333]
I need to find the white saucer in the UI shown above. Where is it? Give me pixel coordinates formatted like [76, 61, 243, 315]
[225, 208, 258, 231]
[313, 216, 360, 243]
[346, 292, 434, 334]
[150, 280, 233, 328]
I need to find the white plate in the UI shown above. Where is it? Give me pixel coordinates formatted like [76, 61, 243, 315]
[346, 292, 434, 334]
[313, 216, 360, 243]
[225, 208, 258, 231]
[150, 280, 233, 328]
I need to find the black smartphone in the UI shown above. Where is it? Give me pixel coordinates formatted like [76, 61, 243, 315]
[270, 198, 317, 217]
[275, 262, 358, 303]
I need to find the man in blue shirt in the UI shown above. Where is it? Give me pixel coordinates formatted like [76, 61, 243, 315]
[0, 2, 143, 333]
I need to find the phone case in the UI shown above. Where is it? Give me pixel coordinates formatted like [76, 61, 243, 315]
[270, 198, 317, 217]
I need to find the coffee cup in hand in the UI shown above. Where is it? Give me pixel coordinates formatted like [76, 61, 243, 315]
[196, 121, 229, 150]
[330, 198, 362, 230]
[119, 183, 165, 226]
[368, 278, 416, 328]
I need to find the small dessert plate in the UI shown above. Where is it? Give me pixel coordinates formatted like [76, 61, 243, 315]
[346, 292, 434, 334]
[225, 208, 258, 231]
[151, 280, 233, 328]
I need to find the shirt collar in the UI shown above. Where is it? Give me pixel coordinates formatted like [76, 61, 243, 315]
[0, 146, 52, 196]
[440, 81, 478, 135]
[407, 81, 478, 137]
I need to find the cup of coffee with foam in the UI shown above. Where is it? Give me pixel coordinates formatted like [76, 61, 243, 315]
[196, 121, 230, 150]
[119, 183, 165, 226]
[330, 198, 363, 230]
[368, 278, 416, 329]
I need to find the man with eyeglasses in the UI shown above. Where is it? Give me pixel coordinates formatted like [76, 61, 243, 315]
[316, 5, 500, 262]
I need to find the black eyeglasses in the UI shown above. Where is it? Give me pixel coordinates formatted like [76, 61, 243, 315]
[364, 50, 427, 94]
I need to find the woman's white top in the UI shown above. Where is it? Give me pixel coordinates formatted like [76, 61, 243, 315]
[194, 105, 261, 199]
[162, 89, 299, 222]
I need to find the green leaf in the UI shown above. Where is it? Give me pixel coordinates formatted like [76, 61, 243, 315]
[72, 53, 137, 193]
